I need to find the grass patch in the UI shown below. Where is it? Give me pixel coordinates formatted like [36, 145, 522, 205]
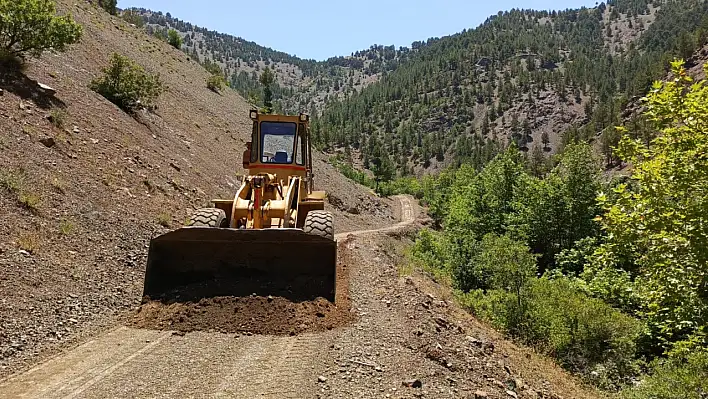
[49, 108, 67, 128]
[0, 169, 23, 194]
[18, 192, 42, 213]
[1, 169, 43, 213]
[17, 231, 40, 254]
[157, 212, 171, 227]
[51, 177, 66, 194]
[59, 219, 75, 235]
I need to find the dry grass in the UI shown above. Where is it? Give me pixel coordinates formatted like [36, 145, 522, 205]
[157, 212, 172, 227]
[59, 219, 75, 235]
[49, 109, 68, 128]
[18, 192, 42, 213]
[51, 177, 67, 194]
[17, 231, 41, 254]
[1, 169, 43, 213]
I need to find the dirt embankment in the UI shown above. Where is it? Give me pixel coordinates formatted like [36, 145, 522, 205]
[0, 0, 391, 377]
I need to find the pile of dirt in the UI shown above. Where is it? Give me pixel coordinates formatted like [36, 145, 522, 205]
[132, 296, 348, 336]
[131, 236, 357, 335]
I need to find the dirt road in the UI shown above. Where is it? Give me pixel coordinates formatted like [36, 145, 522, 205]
[0, 196, 418, 399]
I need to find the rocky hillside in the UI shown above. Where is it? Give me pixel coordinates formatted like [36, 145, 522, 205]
[0, 0, 393, 375]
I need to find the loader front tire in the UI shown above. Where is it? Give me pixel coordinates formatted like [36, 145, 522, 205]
[186, 208, 228, 228]
[303, 210, 334, 240]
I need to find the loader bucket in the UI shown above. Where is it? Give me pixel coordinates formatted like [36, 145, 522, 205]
[142, 227, 337, 303]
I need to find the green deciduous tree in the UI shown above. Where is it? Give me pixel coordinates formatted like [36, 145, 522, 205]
[0, 0, 82, 60]
[592, 60, 708, 354]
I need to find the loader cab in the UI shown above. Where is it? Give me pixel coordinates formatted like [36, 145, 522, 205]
[245, 110, 314, 187]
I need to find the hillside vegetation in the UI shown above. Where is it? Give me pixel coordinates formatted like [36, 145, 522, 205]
[409, 60, 708, 397]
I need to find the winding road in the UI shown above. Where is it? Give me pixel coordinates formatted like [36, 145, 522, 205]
[0, 196, 417, 399]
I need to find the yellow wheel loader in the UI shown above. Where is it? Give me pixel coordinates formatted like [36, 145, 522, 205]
[142, 111, 337, 302]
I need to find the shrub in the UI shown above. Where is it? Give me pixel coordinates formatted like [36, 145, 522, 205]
[59, 219, 75, 235]
[18, 191, 41, 213]
[459, 277, 642, 389]
[97, 0, 117, 15]
[49, 108, 67, 128]
[120, 9, 144, 27]
[17, 231, 40, 254]
[167, 29, 182, 49]
[408, 229, 452, 283]
[0, 0, 82, 60]
[378, 176, 423, 198]
[622, 350, 708, 399]
[206, 74, 226, 92]
[91, 53, 164, 113]
[157, 212, 171, 227]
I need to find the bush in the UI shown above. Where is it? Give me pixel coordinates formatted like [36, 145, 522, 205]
[97, 0, 117, 15]
[460, 277, 642, 389]
[0, 0, 82, 60]
[91, 53, 164, 112]
[378, 176, 423, 198]
[121, 9, 145, 27]
[622, 350, 708, 399]
[207, 74, 226, 92]
[167, 29, 182, 49]
[455, 234, 537, 295]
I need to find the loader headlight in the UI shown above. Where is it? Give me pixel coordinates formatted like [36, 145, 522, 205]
[299, 113, 309, 122]
[250, 110, 258, 119]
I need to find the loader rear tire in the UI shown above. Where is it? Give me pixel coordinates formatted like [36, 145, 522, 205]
[303, 210, 334, 240]
[186, 208, 228, 228]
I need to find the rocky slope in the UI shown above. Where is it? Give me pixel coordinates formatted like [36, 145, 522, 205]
[0, 0, 392, 376]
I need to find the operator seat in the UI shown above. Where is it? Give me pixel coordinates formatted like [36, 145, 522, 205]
[273, 151, 289, 163]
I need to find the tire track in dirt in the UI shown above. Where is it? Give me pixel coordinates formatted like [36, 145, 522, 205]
[0, 195, 417, 399]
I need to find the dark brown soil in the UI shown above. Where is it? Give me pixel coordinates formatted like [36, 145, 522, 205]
[131, 236, 356, 335]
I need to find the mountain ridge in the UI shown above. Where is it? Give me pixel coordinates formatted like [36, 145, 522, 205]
[123, 0, 708, 180]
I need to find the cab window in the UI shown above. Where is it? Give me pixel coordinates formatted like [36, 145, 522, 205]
[296, 124, 305, 165]
[260, 122, 296, 164]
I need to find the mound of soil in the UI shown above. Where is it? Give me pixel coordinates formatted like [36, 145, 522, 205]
[132, 296, 349, 336]
[131, 237, 356, 335]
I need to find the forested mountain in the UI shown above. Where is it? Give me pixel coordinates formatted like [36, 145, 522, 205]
[122, 8, 408, 113]
[314, 0, 708, 177]
[122, 0, 708, 179]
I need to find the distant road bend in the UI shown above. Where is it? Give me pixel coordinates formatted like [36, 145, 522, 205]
[0, 195, 417, 399]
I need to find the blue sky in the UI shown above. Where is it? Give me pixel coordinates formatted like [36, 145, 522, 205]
[118, 0, 598, 61]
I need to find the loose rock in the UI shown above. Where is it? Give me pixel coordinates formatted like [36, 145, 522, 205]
[39, 136, 56, 148]
[402, 379, 423, 388]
